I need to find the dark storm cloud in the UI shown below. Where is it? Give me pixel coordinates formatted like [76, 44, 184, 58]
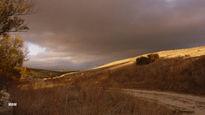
[23, 0, 205, 70]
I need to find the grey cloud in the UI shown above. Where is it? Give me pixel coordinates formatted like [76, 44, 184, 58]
[22, 0, 205, 70]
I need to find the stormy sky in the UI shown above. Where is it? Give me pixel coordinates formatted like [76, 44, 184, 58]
[22, 0, 205, 70]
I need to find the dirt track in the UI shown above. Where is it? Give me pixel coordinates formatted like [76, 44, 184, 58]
[18, 71, 205, 115]
[119, 89, 205, 115]
[42, 70, 205, 115]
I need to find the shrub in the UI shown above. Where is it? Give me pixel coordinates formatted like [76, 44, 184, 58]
[136, 56, 151, 65]
[14, 66, 28, 80]
[136, 53, 159, 65]
[148, 53, 160, 62]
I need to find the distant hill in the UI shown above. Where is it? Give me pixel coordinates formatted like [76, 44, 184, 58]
[24, 68, 72, 80]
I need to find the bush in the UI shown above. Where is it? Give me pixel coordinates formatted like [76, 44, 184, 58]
[136, 56, 151, 65]
[148, 53, 160, 62]
[136, 53, 159, 65]
[14, 66, 28, 80]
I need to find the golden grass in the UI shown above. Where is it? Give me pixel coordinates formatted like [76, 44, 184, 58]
[93, 46, 205, 70]
[9, 86, 177, 115]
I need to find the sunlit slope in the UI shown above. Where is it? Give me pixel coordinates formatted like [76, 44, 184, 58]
[93, 46, 205, 70]
[158, 46, 205, 58]
[64, 46, 205, 95]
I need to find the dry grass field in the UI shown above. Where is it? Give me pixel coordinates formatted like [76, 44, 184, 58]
[9, 86, 177, 115]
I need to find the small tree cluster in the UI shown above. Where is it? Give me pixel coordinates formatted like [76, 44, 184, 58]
[136, 53, 159, 65]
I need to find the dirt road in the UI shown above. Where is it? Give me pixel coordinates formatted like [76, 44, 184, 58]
[119, 89, 205, 115]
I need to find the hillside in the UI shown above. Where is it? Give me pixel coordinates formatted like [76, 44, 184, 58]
[93, 46, 205, 70]
[54, 46, 205, 95]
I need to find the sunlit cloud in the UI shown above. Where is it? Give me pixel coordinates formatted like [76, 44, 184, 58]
[25, 42, 46, 56]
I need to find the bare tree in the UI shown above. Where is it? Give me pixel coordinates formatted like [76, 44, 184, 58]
[0, 0, 33, 36]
